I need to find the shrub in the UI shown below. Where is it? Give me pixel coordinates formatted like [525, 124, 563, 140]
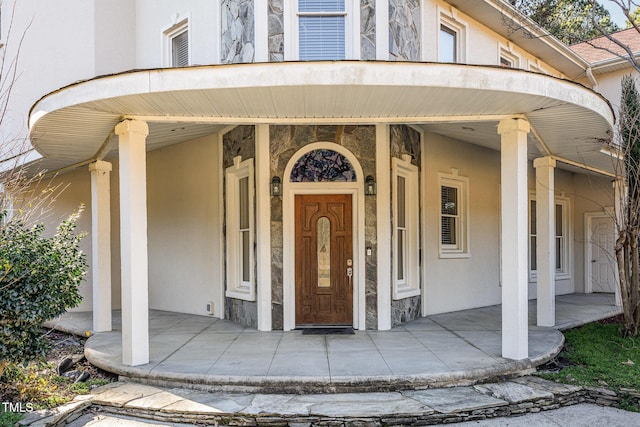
[0, 210, 87, 376]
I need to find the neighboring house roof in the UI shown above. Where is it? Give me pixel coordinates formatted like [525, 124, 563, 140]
[571, 27, 640, 71]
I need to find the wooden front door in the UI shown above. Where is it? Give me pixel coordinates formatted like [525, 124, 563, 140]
[295, 194, 353, 326]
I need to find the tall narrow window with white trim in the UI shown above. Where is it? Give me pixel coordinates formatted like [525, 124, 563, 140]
[438, 10, 466, 63]
[529, 195, 571, 280]
[392, 156, 420, 299]
[439, 25, 457, 63]
[439, 170, 469, 258]
[226, 157, 255, 300]
[164, 19, 189, 67]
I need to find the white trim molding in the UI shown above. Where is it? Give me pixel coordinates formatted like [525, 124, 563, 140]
[225, 156, 256, 301]
[282, 142, 366, 331]
[392, 155, 420, 300]
[438, 168, 470, 258]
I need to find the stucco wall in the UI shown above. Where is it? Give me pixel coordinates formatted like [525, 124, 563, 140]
[22, 169, 94, 312]
[423, 132, 502, 315]
[135, 0, 219, 68]
[147, 134, 223, 317]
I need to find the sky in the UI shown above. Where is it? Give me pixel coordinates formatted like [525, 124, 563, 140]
[597, 0, 630, 27]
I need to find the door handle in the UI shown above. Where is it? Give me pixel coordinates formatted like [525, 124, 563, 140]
[347, 267, 353, 286]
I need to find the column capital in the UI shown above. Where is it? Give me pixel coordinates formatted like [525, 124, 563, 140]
[89, 160, 112, 173]
[497, 117, 531, 136]
[115, 119, 149, 137]
[534, 156, 556, 169]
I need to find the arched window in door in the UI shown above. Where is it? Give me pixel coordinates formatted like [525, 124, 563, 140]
[290, 149, 356, 182]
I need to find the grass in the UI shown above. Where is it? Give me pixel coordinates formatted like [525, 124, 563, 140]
[540, 321, 640, 411]
[0, 411, 23, 427]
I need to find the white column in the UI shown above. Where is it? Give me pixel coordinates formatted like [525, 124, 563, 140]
[498, 117, 530, 360]
[376, 124, 392, 330]
[115, 119, 149, 366]
[255, 124, 272, 331]
[89, 160, 113, 332]
[534, 157, 556, 327]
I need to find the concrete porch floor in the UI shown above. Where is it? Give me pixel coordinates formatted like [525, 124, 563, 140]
[46, 293, 621, 393]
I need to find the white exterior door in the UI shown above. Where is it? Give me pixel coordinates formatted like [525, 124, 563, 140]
[588, 216, 617, 294]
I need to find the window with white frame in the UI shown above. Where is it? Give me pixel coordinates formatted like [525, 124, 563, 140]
[439, 170, 469, 258]
[528, 195, 571, 280]
[225, 157, 255, 300]
[499, 47, 519, 68]
[392, 156, 420, 299]
[164, 19, 189, 67]
[438, 12, 466, 63]
[298, 0, 347, 60]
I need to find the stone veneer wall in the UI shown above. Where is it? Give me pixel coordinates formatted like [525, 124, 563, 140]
[389, 0, 420, 61]
[221, 0, 255, 64]
[268, 0, 284, 62]
[361, 0, 376, 60]
[390, 125, 422, 326]
[270, 125, 378, 330]
[223, 126, 258, 328]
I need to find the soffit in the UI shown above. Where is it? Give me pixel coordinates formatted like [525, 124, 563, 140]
[29, 61, 614, 175]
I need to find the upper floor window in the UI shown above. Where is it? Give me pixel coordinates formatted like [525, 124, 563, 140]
[164, 18, 189, 67]
[438, 9, 466, 64]
[439, 25, 457, 63]
[499, 45, 519, 68]
[298, 0, 346, 60]
[285, 0, 357, 60]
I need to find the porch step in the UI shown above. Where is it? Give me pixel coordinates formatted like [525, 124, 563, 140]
[18, 376, 602, 426]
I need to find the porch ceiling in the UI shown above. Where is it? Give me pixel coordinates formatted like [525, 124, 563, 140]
[29, 61, 616, 175]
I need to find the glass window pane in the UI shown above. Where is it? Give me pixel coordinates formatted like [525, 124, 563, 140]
[299, 15, 345, 60]
[442, 216, 457, 245]
[397, 230, 404, 280]
[241, 230, 250, 282]
[530, 200, 536, 235]
[299, 0, 344, 12]
[317, 217, 331, 288]
[441, 186, 458, 215]
[397, 176, 406, 228]
[172, 31, 189, 67]
[556, 237, 563, 270]
[440, 25, 456, 63]
[555, 204, 563, 236]
[239, 176, 249, 229]
[290, 149, 356, 182]
[530, 236, 537, 270]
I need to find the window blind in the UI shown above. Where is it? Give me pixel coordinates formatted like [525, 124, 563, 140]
[172, 30, 189, 67]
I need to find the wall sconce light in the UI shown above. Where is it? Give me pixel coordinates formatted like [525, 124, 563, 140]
[365, 175, 376, 196]
[271, 176, 282, 196]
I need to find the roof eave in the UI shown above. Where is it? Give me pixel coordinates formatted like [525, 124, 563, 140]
[442, 0, 589, 78]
